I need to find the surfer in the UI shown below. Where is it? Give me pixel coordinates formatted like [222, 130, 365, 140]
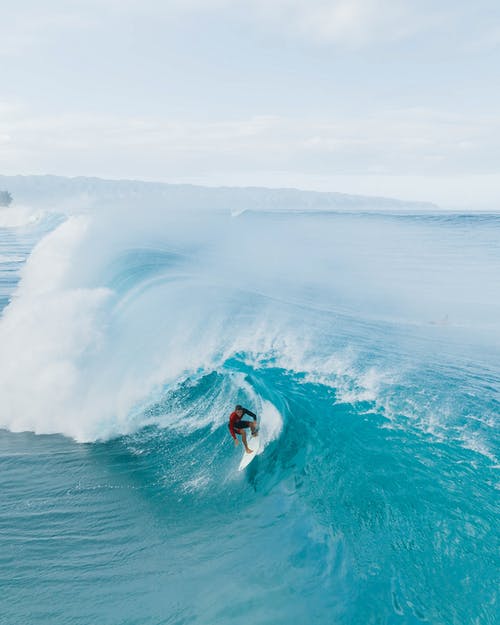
[228, 405, 258, 454]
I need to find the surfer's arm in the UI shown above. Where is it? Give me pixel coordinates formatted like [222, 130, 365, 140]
[228, 421, 237, 440]
[242, 408, 257, 420]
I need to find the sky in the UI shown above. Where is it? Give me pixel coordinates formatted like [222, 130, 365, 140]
[0, 0, 499, 208]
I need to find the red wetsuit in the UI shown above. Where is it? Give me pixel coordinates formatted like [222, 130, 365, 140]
[228, 407, 257, 440]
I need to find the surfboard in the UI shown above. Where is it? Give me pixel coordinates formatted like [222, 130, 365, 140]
[238, 432, 260, 471]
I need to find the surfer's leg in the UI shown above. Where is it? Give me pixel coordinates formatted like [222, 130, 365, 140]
[241, 430, 252, 454]
[241, 420, 258, 435]
[237, 420, 258, 436]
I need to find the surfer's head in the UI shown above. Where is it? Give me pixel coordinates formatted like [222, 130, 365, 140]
[235, 404, 243, 416]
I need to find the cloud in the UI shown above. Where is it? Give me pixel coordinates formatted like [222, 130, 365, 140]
[0, 0, 469, 54]
[248, 0, 424, 46]
[468, 24, 500, 51]
[148, 0, 435, 46]
[0, 5, 95, 56]
[1, 101, 499, 181]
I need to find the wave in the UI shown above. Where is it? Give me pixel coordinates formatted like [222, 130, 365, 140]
[1, 190, 499, 625]
[0, 201, 498, 467]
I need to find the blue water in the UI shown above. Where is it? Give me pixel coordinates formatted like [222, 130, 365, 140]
[0, 202, 499, 625]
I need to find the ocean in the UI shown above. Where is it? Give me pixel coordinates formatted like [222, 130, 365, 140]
[0, 197, 498, 625]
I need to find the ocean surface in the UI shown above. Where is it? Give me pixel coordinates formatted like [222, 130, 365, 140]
[0, 199, 499, 625]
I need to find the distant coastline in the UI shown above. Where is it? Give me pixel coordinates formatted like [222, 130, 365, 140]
[0, 174, 439, 213]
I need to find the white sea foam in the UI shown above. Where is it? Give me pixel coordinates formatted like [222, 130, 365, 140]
[0, 205, 47, 228]
[257, 400, 283, 452]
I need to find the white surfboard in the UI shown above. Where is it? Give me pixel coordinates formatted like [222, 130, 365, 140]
[238, 432, 260, 471]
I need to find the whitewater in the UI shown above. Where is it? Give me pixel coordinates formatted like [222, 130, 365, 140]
[0, 188, 498, 625]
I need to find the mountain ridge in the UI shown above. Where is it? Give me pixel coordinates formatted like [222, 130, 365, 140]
[0, 174, 439, 212]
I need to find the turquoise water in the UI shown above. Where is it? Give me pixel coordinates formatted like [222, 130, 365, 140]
[0, 205, 498, 624]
